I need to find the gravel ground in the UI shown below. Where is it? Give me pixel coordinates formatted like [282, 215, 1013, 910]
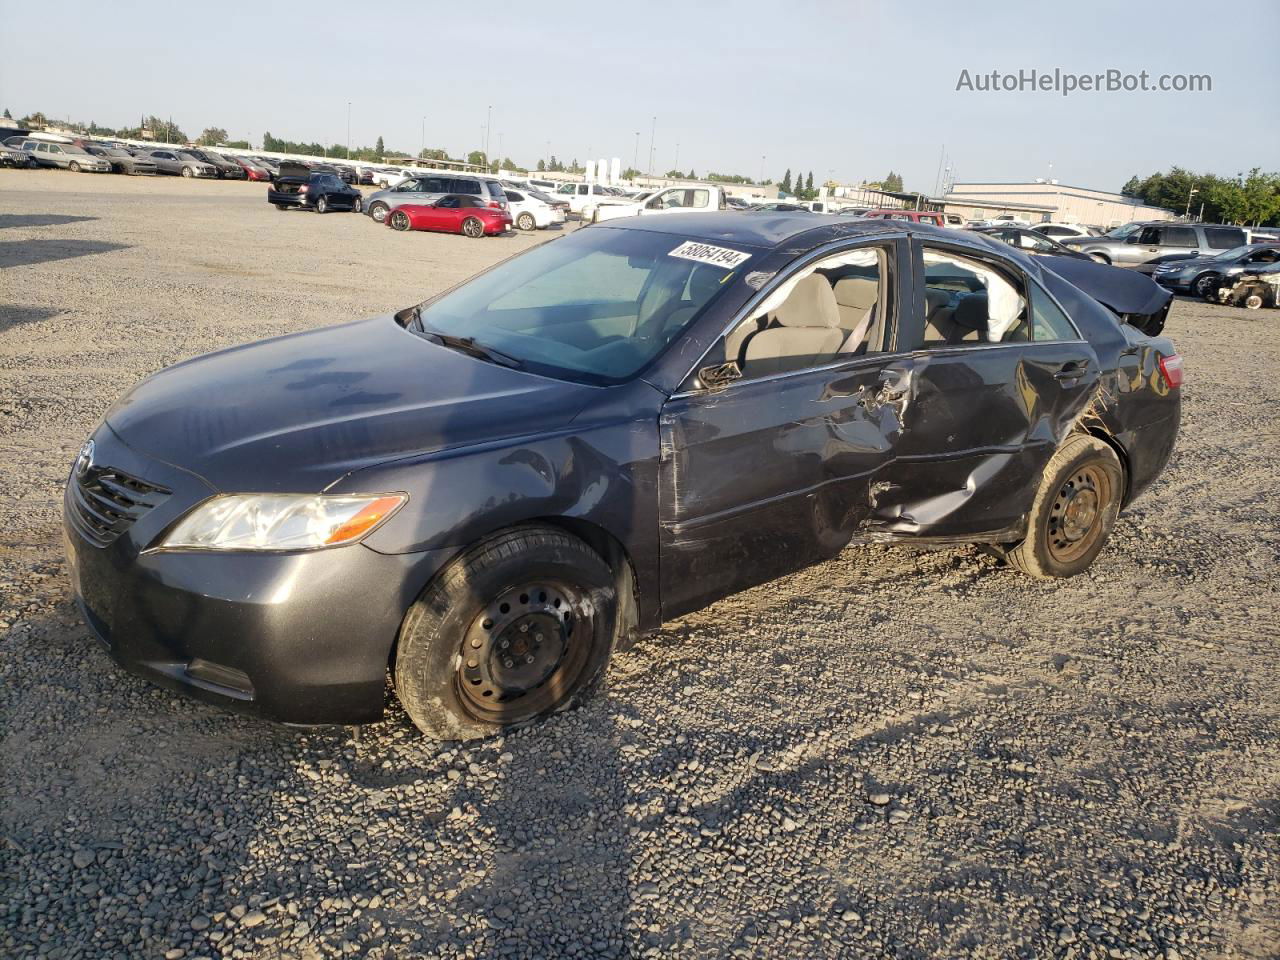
[2, 170, 1278, 960]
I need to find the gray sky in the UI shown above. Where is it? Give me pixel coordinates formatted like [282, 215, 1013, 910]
[2, 0, 1276, 192]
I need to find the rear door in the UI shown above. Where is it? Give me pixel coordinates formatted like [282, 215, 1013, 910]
[867, 238, 1100, 539]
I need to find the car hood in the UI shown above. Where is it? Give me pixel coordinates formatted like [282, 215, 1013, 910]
[1040, 255, 1173, 319]
[104, 315, 600, 493]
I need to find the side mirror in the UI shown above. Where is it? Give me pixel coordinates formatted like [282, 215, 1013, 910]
[699, 361, 743, 389]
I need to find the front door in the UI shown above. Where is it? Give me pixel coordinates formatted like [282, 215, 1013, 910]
[657, 238, 909, 619]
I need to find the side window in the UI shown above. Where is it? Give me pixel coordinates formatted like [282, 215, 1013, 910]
[920, 249, 1029, 348]
[1164, 227, 1198, 248]
[423, 177, 449, 193]
[577, 184, 588, 195]
[723, 245, 894, 380]
[1029, 283, 1079, 342]
[688, 189, 710, 208]
[506, 190, 524, 202]
[50, 145, 64, 154]
[1138, 227, 1162, 244]
[1204, 227, 1244, 249]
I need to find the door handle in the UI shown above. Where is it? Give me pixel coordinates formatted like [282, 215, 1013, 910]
[1054, 360, 1090, 381]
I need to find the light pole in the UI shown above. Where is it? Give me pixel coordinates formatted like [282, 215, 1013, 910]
[759, 155, 765, 184]
[633, 132, 640, 177]
[346, 101, 351, 161]
[484, 105, 492, 160]
[421, 116, 426, 158]
[647, 116, 655, 175]
[674, 142, 680, 173]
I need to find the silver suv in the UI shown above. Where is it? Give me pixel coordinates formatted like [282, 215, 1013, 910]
[20, 140, 111, 173]
[1062, 222, 1248, 270]
[364, 173, 507, 223]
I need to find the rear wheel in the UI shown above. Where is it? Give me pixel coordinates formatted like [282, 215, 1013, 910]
[516, 212, 536, 231]
[1007, 435, 1123, 579]
[393, 525, 618, 740]
[274, 203, 289, 211]
[369, 201, 389, 223]
[68, 161, 81, 173]
[389, 210, 411, 231]
[316, 195, 329, 214]
[352, 197, 363, 214]
[1245, 293, 1263, 310]
[462, 217, 485, 238]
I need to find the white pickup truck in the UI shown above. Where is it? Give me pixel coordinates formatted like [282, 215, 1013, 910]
[550, 182, 625, 215]
[581, 184, 729, 224]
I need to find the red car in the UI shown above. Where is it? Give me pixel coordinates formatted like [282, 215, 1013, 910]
[226, 155, 271, 182]
[387, 196, 513, 238]
[862, 209, 947, 227]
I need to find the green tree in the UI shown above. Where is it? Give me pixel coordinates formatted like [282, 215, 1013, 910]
[621, 166, 641, 180]
[419, 147, 450, 161]
[780, 168, 792, 194]
[223, 140, 249, 149]
[198, 127, 228, 146]
[882, 171, 903, 191]
[536, 158, 546, 172]
[664, 168, 686, 178]
[466, 149, 488, 167]
[2, 108, 10, 119]
[806, 171, 814, 195]
[374, 136, 385, 161]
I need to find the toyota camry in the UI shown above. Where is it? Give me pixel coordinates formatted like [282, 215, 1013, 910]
[65, 215, 1181, 740]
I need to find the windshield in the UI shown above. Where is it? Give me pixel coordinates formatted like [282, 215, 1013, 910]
[412, 228, 750, 384]
[1104, 223, 1142, 240]
[1211, 244, 1253, 261]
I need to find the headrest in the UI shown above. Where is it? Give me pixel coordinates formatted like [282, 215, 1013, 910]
[773, 275, 841, 328]
[953, 292, 989, 332]
[924, 288, 951, 315]
[834, 277, 878, 310]
[687, 265, 724, 302]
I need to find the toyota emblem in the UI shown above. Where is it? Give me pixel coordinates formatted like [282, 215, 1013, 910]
[74, 439, 95, 478]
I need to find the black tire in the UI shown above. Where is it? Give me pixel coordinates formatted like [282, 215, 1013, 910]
[274, 203, 289, 211]
[389, 210, 411, 231]
[462, 216, 485, 239]
[352, 197, 363, 214]
[369, 201, 389, 223]
[68, 161, 81, 173]
[316, 195, 329, 214]
[1008, 435, 1124, 579]
[1192, 273, 1217, 299]
[181, 166, 193, 178]
[516, 212, 536, 231]
[394, 525, 618, 740]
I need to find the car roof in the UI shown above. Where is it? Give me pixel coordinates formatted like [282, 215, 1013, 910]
[595, 211, 915, 250]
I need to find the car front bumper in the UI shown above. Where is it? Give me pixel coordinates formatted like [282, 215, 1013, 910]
[63, 425, 453, 725]
[1152, 274, 1191, 291]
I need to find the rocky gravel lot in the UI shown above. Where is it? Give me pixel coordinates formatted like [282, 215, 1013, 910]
[2, 171, 1278, 960]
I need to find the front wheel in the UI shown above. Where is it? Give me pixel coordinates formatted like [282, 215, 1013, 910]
[394, 525, 618, 740]
[369, 201, 389, 223]
[1089, 252, 1110, 265]
[1192, 273, 1217, 299]
[1007, 434, 1124, 578]
[389, 210, 411, 231]
[516, 212, 536, 231]
[181, 166, 193, 178]
[68, 161, 81, 173]
[351, 197, 363, 214]
[462, 216, 484, 238]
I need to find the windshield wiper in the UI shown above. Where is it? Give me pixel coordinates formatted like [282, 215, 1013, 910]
[416, 328, 523, 369]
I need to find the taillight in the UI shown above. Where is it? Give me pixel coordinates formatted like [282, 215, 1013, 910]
[298, 184, 308, 193]
[1158, 353, 1183, 389]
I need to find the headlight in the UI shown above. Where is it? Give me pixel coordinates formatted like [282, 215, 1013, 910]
[158, 493, 406, 551]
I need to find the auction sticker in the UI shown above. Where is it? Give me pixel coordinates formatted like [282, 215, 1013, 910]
[668, 241, 752, 270]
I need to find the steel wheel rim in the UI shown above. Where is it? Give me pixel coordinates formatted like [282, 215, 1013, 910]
[1194, 274, 1213, 297]
[464, 218, 483, 238]
[455, 580, 595, 724]
[1046, 463, 1112, 564]
[519, 213, 534, 230]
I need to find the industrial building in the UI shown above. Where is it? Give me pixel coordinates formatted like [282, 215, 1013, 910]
[944, 181, 1174, 228]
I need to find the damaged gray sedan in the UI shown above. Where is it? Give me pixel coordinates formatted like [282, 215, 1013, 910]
[67, 215, 1181, 739]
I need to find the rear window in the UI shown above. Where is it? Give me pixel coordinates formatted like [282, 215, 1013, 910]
[1204, 226, 1245, 249]
[1164, 227, 1198, 247]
